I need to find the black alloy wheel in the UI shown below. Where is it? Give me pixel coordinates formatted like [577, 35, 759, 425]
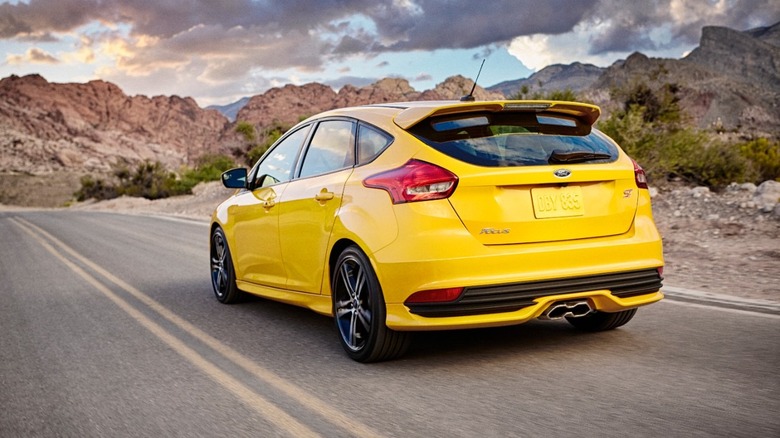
[332, 246, 410, 362]
[210, 227, 241, 304]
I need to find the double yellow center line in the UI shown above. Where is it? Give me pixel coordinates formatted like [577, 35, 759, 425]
[12, 217, 382, 438]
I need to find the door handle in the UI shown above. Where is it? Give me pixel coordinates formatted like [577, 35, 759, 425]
[314, 189, 335, 202]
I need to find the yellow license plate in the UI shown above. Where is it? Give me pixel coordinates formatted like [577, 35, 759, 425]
[531, 186, 585, 218]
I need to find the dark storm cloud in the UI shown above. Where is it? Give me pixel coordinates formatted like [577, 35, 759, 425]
[587, 0, 780, 55]
[2, 0, 778, 74]
[0, 0, 598, 54]
[368, 0, 599, 51]
[0, 0, 103, 37]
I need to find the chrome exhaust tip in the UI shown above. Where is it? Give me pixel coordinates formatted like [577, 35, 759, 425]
[539, 300, 593, 320]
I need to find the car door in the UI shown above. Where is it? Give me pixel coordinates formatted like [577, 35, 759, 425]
[277, 119, 356, 293]
[231, 125, 310, 288]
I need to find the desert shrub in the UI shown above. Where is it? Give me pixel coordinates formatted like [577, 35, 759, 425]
[613, 82, 682, 125]
[738, 138, 780, 182]
[74, 175, 118, 201]
[599, 103, 749, 189]
[178, 154, 236, 191]
[666, 135, 748, 189]
[116, 161, 180, 200]
[74, 154, 236, 202]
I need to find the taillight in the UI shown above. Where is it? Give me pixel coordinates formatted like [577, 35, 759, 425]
[632, 159, 648, 189]
[363, 159, 458, 204]
[405, 287, 464, 304]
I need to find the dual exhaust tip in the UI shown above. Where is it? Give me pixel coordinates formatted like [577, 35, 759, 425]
[539, 300, 593, 320]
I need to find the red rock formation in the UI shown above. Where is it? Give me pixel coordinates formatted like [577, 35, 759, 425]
[0, 74, 230, 173]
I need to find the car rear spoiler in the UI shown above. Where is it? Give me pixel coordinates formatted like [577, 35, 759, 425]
[393, 101, 601, 130]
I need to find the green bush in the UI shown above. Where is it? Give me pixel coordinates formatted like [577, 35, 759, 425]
[667, 135, 748, 189]
[74, 154, 236, 202]
[599, 104, 752, 189]
[178, 154, 237, 192]
[74, 175, 118, 201]
[738, 138, 780, 182]
[115, 161, 180, 200]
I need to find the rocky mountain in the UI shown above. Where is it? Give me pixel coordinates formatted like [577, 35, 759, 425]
[235, 75, 501, 129]
[0, 74, 500, 179]
[686, 25, 780, 87]
[0, 74, 230, 174]
[585, 22, 780, 136]
[488, 62, 605, 97]
[487, 22, 780, 137]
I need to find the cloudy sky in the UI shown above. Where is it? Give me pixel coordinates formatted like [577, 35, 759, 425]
[0, 0, 777, 106]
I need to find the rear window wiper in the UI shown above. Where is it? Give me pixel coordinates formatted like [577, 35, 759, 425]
[548, 150, 613, 164]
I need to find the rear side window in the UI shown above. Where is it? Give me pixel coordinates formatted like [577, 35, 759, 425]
[408, 112, 618, 167]
[357, 124, 393, 164]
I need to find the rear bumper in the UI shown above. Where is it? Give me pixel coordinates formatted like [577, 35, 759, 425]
[406, 268, 662, 317]
[386, 289, 663, 331]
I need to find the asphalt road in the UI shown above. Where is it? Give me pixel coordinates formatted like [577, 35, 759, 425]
[1, 211, 778, 437]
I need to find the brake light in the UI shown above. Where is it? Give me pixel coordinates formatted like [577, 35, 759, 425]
[363, 159, 458, 204]
[405, 287, 464, 304]
[632, 159, 648, 189]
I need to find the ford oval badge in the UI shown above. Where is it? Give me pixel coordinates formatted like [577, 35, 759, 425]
[554, 169, 571, 178]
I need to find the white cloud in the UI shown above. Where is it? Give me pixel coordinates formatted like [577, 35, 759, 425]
[6, 47, 59, 64]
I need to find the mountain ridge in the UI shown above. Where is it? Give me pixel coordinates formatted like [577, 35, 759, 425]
[0, 22, 777, 206]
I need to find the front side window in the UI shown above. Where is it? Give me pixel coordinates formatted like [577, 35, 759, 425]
[252, 125, 310, 187]
[299, 120, 355, 178]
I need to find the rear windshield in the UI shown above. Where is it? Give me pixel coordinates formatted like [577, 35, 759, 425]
[408, 111, 619, 167]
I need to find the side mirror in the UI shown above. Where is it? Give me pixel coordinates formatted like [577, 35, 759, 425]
[221, 168, 247, 189]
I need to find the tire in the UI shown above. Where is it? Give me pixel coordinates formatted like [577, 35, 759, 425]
[566, 308, 637, 332]
[332, 246, 411, 362]
[210, 227, 241, 304]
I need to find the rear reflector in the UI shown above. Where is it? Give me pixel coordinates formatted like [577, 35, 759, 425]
[364, 159, 458, 204]
[405, 287, 464, 304]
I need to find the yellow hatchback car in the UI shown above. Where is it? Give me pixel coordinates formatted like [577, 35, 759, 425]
[211, 100, 664, 362]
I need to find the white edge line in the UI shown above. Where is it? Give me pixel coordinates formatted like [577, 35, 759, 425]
[661, 299, 780, 319]
[662, 286, 780, 317]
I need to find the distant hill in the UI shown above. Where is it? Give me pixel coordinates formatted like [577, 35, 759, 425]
[585, 22, 780, 136]
[206, 96, 250, 122]
[487, 62, 604, 97]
